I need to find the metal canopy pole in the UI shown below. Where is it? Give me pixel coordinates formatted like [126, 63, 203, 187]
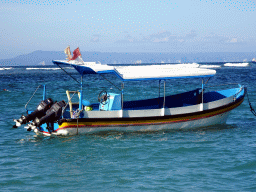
[159, 80, 161, 108]
[57, 64, 80, 84]
[160, 80, 166, 116]
[121, 82, 124, 110]
[79, 75, 83, 111]
[200, 79, 204, 111]
[120, 82, 124, 118]
[43, 85, 46, 100]
[159, 80, 161, 98]
[163, 80, 166, 109]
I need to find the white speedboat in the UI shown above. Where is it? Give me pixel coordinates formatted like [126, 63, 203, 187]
[224, 62, 249, 67]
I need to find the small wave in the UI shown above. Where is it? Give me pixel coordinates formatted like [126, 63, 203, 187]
[0, 67, 13, 70]
[199, 65, 221, 68]
[26, 68, 61, 70]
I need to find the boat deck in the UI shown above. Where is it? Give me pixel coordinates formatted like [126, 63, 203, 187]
[62, 87, 243, 119]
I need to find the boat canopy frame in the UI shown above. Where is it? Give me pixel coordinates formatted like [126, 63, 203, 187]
[53, 60, 216, 113]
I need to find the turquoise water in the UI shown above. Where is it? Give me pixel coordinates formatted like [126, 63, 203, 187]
[1, 64, 256, 191]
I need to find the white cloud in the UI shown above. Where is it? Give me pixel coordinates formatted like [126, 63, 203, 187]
[115, 30, 198, 44]
[115, 35, 136, 43]
[151, 38, 169, 43]
[177, 39, 185, 43]
[184, 30, 197, 39]
[229, 38, 238, 43]
[149, 31, 177, 43]
[91, 34, 100, 42]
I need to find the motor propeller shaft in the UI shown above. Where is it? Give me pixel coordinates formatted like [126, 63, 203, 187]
[33, 100, 66, 127]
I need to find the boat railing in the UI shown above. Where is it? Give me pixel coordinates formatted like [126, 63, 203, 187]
[204, 83, 244, 99]
[25, 85, 46, 112]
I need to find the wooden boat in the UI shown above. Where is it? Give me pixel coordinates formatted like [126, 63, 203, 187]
[13, 60, 246, 136]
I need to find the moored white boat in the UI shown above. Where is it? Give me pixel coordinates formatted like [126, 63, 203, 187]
[224, 62, 249, 67]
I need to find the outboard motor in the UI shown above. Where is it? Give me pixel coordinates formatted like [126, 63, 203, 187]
[13, 98, 53, 128]
[28, 100, 66, 132]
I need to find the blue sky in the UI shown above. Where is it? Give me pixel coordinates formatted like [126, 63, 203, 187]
[0, 0, 256, 59]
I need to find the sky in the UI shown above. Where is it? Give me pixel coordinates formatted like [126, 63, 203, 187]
[0, 0, 256, 59]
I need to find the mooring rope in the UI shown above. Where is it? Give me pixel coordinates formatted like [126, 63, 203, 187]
[246, 91, 256, 116]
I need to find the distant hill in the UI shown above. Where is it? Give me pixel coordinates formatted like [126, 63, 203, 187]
[0, 51, 64, 66]
[0, 50, 255, 66]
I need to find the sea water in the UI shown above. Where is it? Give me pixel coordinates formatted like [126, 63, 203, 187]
[0, 63, 256, 191]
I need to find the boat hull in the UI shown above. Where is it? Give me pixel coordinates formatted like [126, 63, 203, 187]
[53, 111, 230, 136]
[35, 95, 244, 136]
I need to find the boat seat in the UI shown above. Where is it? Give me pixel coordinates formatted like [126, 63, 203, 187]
[66, 90, 81, 118]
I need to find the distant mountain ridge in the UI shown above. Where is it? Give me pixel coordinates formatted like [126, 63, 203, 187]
[0, 50, 255, 66]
